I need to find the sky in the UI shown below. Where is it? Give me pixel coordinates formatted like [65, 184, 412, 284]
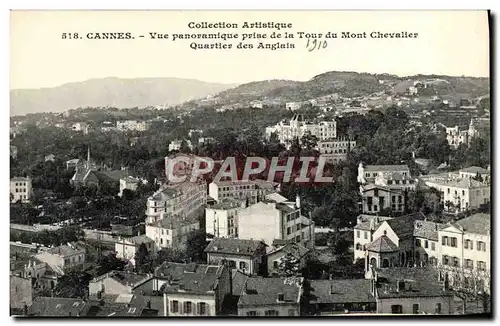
[10, 10, 490, 90]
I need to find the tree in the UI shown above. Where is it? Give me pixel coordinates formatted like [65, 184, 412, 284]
[438, 265, 491, 314]
[300, 131, 319, 150]
[96, 252, 126, 276]
[135, 243, 150, 273]
[328, 231, 351, 256]
[277, 253, 300, 277]
[185, 229, 207, 263]
[52, 268, 92, 299]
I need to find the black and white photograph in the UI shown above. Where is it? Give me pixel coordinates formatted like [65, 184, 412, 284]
[8, 9, 491, 318]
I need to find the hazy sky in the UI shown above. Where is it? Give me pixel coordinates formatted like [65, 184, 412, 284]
[10, 10, 489, 89]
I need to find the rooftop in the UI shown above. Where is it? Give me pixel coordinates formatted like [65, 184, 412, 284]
[364, 165, 410, 172]
[375, 267, 453, 299]
[154, 213, 199, 229]
[238, 277, 303, 306]
[354, 215, 393, 231]
[451, 213, 491, 236]
[28, 297, 88, 316]
[413, 220, 447, 241]
[385, 212, 426, 239]
[46, 243, 85, 257]
[459, 166, 489, 174]
[121, 234, 154, 246]
[11, 177, 30, 182]
[154, 262, 225, 294]
[268, 242, 311, 259]
[205, 237, 266, 256]
[265, 192, 289, 203]
[309, 279, 375, 304]
[209, 198, 245, 210]
[366, 235, 398, 253]
[91, 271, 152, 288]
[86, 294, 163, 317]
[423, 176, 488, 189]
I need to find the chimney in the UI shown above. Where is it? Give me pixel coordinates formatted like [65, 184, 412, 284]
[369, 219, 375, 231]
[137, 230, 141, 236]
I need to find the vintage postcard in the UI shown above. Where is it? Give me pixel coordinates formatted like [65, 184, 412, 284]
[9, 10, 491, 317]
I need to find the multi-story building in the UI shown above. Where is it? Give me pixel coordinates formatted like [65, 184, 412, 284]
[372, 268, 455, 315]
[88, 271, 153, 296]
[413, 220, 446, 267]
[357, 163, 411, 185]
[359, 184, 405, 214]
[353, 215, 393, 262]
[145, 181, 207, 225]
[266, 242, 312, 277]
[265, 114, 337, 148]
[146, 213, 200, 251]
[458, 166, 490, 181]
[119, 176, 143, 197]
[238, 196, 315, 250]
[445, 126, 469, 149]
[157, 262, 231, 317]
[115, 234, 156, 260]
[116, 120, 149, 132]
[437, 213, 490, 293]
[420, 174, 490, 213]
[237, 276, 303, 316]
[208, 179, 278, 203]
[205, 198, 245, 238]
[10, 177, 33, 203]
[204, 238, 267, 276]
[34, 243, 86, 275]
[318, 136, 357, 164]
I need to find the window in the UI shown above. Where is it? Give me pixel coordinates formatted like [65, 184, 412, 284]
[478, 261, 486, 271]
[184, 301, 193, 314]
[356, 230, 360, 238]
[273, 261, 279, 269]
[415, 239, 421, 247]
[364, 232, 368, 240]
[442, 255, 449, 265]
[171, 300, 179, 313]
[265, 310, 279, 316]
[412, 304, 419, 314]
[424, 240, 429, 249]
[435, 303, 442, 314]
[160, 238, 163, 245]
[431, 242, 435, 251]
[450, 237, 457, 247]
[391, 195, 396, 202]
[128, 307, 136, 314]
[442, 236, 448, 246]
[373, 205, 378, 211]
[391, 305, 403, 314]
[398, 196, 402, 203]
[239, 261, 247, 270]
[198, 302, 207, 315]
[288, 309, 295, 316]
[247, 311, 258, 316]
[464, 239, 470, 249]
[465, 259, 474, 269]
[477, 241, 486, 252]
[452, 257, 460, 267]
[287, 227, 291, 235]
[374, 189, 379, 197]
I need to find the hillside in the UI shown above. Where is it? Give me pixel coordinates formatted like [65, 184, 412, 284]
[10, 77, 237, 116]
[213, 71, 489, 104]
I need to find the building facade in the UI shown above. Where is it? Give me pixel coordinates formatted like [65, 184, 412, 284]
[208, 180, 278, 203]
[205, 199, 245, 238]
[10, 177, 33, 203]
[145, 214, 200, 251]
[115, 234, 156, 260]
[318, 136, 357, 164]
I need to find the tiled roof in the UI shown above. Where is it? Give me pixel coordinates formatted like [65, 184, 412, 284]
[375, 267, 453, 299]
[123, 234, 154, 245]
[361, 183, 403, 193]
[354, 215, 393, 231]
[238, 277, 302, 306]
[452, 213, 491, 236]
[386, 212, 425, 238]
[309, 279, 376, 304]
[366, 235, 398, 253]
[231, 270, 249, 296]
[210, 198, 244, 210]
[413, 220, 446, 241]
[460, 166, 489, 174]
[103, 271, 152, 287]
[265, 192, 289, 203]
[11, 177, 30, 182]
[28, 297, 88, 316]
[155, 213, 199, 229]
[46, 243, 85, 257]
[86, 294, 163, 317]
[268, 242, 311, 259]
[364, 165, 409, 172]
[205, 237, 266, 256]
[154, 262, 224, 295]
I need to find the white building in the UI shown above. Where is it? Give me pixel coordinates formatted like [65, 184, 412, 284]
[285, 102, 302, 111]
[318, 136, 357, 164]
[208, 179, 278, 203]
[115, 234, 156, 260]
[238, 195, 315, 250]
[145, 181, 207, 225]
[437, 213, 491, 293]
[445, 126, 469, 149]
[353, 215, 393, 262]
[458, 166, 490, 182]
[413, 220, 446, 267]
[145, 213, 200, 250]
[10, 177, 33, 203]
[359, 184, 405, 215]
[357, 163, 411, 186]
[169, 139, 192, 152]
[119, 176, 143, 197]
[420, 175, 490, 214]
[116, 120, 149, 132]
[205, 198, 245, 238]
[157, 262, 231, 317]
[266, 114, 337, 148]
[34, 243, 86, 275]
